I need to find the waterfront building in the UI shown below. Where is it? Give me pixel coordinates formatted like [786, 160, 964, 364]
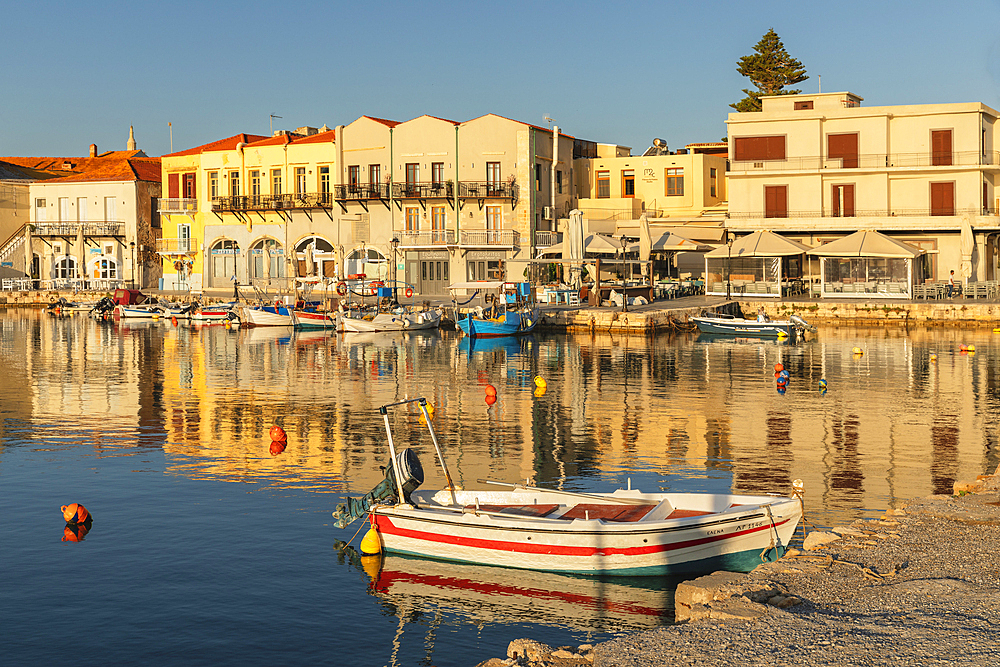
[0, 129, 161, 287]
[726, 91, 1000, 284]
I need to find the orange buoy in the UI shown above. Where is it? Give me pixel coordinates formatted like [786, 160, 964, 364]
[269, 425, 287, 442]
[61, 503, 90, 524]
[485, 384, 497, 397]
[62, 522, 90, 542]
[485, 394, 497, 406]
[774, 363, 784, 373]
[171, 317, 178, 326]
[269, 440, 286, 456]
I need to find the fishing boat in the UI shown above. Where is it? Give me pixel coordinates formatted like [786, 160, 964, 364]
[690, 312, 815, 339]
[113, 303, 167, 319]
[450, 281, 539, 338]
[191, 302, 238, 322]
[333, 398, 803, 576]
[341, 309, 442, 333]
[238, 303, 294, 327]
[293, 307, 338, 329]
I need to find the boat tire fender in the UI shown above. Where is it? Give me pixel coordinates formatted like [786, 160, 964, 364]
[405, 287, 413, 298]
[336, 282, 348, 296]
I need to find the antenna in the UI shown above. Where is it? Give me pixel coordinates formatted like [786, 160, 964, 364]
[818, 75, 821, 94]
[168, 122, 173, 153]
[270, 114, 283, 135]
[543, 115, 553, 128]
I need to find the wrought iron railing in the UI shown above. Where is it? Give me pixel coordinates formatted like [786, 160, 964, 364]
[460, 229, 520, 247]
[335, 183, 390, 200]
[32, 221, 125, 236]
[212, 193, 334, 212]
[158, 198, 197, 214]
[535, 231, 562, 247]
[730, 150, 1000, 172]
[728, 206, 998, 220]
[393, 230, 456, 246]
[392, 182, 455, 199]
[156, 238, 197, 254]
[459, 181, 517, 199]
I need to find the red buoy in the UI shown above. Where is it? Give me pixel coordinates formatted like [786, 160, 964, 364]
[774, 363, 784, 373]
[269, 440, 286, 456]
[61, 503, 90, 524]
[485, 385, 497, 397]
[62, 523, 90, 542]
[269, 425, 287, 442]
[485, 394, 497, 406]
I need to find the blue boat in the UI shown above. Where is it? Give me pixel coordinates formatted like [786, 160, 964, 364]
[451, 281, 540, 338]
[691, 313, 814, 339]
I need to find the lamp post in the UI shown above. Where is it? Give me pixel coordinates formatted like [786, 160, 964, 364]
[620, 234, 628, 313]
[726, 239, 732, 301]
[129, 241, 136, 289]
[390, 236, 400, 304]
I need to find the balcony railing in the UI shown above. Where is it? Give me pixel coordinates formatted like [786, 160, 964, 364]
[32, 221, 124, 236]
[335, 183, 390, 200]
[728, 207, 998, 220]
[393, 230, 457, 247]
[156, 238, 197, 255]
[535, 231, 562, 247]
[393, 181, 455, 199]
[459, 181, 518, 199]
[212, 193, 334, 212]
[459, 229, 520, 248]
[730, 150, 1000, 173]
[158, 198, 197, 214]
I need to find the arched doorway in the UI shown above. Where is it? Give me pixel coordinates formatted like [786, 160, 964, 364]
[294, 236, 336, 278]
[250, 238, 285, 284]
[209, 239, 240, 288]
[345, 247, 388, 282]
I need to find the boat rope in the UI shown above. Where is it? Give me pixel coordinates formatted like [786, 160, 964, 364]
[343, 511, 370, 547]
[759, 504, 783, 563]
[453, 290, 480, 306]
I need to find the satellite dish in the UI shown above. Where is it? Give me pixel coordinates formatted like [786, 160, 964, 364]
[653, 138, 665, 147]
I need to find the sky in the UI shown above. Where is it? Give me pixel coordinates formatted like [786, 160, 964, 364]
[2, 0, 999, 158]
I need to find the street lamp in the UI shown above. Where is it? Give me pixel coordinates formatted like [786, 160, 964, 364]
[390, 236, 400, 304]
[620, 234, 628, 313]
[726, 238, 732, 301]
[129, 241, 136, 289]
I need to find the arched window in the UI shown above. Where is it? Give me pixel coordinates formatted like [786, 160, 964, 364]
[97, 257, 118, 279]
[294, 236, 335, 278]
[345, 247, 387, 281]
[251, 238, 284, 280]
[54, 256, 77, 279]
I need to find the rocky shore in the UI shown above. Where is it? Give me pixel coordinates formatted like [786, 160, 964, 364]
[476, 468, 1000, 667]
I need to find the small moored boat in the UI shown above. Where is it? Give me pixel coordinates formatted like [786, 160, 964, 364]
[691, 313, 815, 339]
[450, 281, 539, 338]
[333, 398, 802, 576]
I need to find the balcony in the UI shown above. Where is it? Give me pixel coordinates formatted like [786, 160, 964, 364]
[335, 183, 390, 201]
[158, 198, 197, 215]
[535, 231, 562, 247]
[393, 230, 457, 248]
[393, 181, 455, 199]
[459, 229, 520, 249]
[459, 181, 518, 201]
[730, 150, 1000, 174]
[728, 206, 999, 232]
[156, 238, 198, 255]
[211, 193, 334, 213]
[32, 221, 124, 237]
[729, 206, 996, 220]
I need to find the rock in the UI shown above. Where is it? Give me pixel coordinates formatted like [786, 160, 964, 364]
[831, 525, 866, 537]
[674, 571, 744, 610]
[803, 530, 841, 550]
[508, 639, 553, 664]
[551, 649, 577, 659]
[473, 659, 508, 667]
[768, 594, 802, 608]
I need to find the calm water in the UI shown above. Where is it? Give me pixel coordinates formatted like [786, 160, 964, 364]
[2, 309, 997, 666]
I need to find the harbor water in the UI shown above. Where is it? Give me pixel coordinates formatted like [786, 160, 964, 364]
[2, 308, 997, 666]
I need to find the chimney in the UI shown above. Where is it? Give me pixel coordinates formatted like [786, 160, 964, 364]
[89, 144, 98, 158]
[127, 126, 136, 151]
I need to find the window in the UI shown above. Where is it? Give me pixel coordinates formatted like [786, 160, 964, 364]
[229, 171, 240, 197]
[209, 171, 219, 199]
[432, 162, 444, 186]
[557, 169, 563, 194]
[319, 166, 330, 194]
[710, 168, 717, 197]
[622, 170, 635, 198]
[369, 164, 380, 185]
[832, 184, 855, 217]
[596, 170, 610, 198]
[405, 207, 420, 231]
[666, 168, 684, 196]
[932, 130, 953, 166]
[486, 205, 502, 230]
[250, 170, 261, 197]
[734, 136, 786, 161]
[104, 196, 116, 222]
[183, 173, 196, 199]
[77, 197, 87, 221]
[168, 173, 179, 199]
[431, 206, 445, 231]
[178, 223, 191, 252]
[535, 164, 542, 191]
[97, 257, 118, 279]
[405, 163, 419, 196]
[828, 133, 859, 168]
[295, 167, 306, 194]
[930, 182, 955, 216]
[271, 169, 281, 195]
[486, 162, 502, 196]
[59, 197, 69, 221]
[764, 185, 788, 218]
[34, 198, 46, 222]
[794, 100, 814, 110]
[55, 256, 76, 279]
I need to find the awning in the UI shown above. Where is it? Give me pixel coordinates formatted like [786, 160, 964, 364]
[806, 230, 923, 258]
[705, 230, 812, 258]
[626, 232, 713, 253]
[538, 234, 623, 257]
[448, 281, 504, 290]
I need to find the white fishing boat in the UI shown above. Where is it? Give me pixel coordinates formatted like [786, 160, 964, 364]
[113, 303, 165, 319]
[334, 398, 803, 576]
[238, 303, 294, 327]
[340, 309, 442, 333]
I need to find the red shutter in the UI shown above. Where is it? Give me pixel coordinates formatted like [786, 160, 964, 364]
[734, 136, 785, 161]
[765, 186, 788, 218]
[168, 173, 179, 199]
[931, 182, 954, 216]
[186, 173, 196, 200]
[828, 134, 859, 168]
[932, 130, 952, 166]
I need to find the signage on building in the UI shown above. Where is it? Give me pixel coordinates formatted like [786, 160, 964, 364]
[0, 262, 12, 268]
[466, 251, 506, 260]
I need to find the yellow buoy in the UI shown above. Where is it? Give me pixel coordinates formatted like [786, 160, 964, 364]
[534, 385, 546, 398]
[968, 344, 976, 352]
[360, 554, 383, 580]
[852, 347, 863, 355]
[533, 375, 546, 388]
[360, 526, 382, 555]
[930, 353, 937, 361]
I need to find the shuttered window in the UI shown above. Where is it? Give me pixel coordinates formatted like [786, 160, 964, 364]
[183, 173, 196, 199]
[794, 101, 814, 110]
[930, 182, 955, 216]
[734, 136, 786, 161]
[931, 130, 953, 166]
[764, 185, 788, 218]
[827, 134, 859, 169]
[168, 173, 179, 199]
[832, 184, 855, 217]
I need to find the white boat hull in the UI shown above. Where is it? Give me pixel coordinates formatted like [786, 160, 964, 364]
[371, 488, 801, 576]
[341, 310, 441, 333]
[239, 305, 293, 327]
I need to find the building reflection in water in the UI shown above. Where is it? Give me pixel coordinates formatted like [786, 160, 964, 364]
[3, 310, 1000, 527]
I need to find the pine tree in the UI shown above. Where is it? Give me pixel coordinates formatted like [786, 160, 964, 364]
[732, 29, 808, 112]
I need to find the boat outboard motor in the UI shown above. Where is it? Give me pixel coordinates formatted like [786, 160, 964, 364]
[789, 314, 817, 332]
[332, 448, 424, 529]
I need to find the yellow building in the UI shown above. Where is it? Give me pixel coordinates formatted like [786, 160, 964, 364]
[726, 91, 1000, 282]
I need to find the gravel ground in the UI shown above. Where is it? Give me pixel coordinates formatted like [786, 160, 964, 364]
[593, 492, 1000, 667]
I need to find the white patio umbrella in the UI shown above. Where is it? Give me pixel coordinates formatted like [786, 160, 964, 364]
[76, 226, 85, 279]
[24, 224, 32, 278]
[961, 218, 974, 280]
[263, 246, 271, 282]
[638, 213, 652, 278]
[305, 243, 315, 276]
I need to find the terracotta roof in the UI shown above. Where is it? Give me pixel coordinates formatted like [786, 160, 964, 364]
[291, 129, 337, 145]
[33, 157, 161, 184]
[162, 133, 268, 157]
[362, 115, 401, 128]
[400, 114, 459, 126]
[0, 151, 155, 182]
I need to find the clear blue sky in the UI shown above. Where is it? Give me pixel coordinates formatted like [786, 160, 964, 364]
[2, 0, 998, 158]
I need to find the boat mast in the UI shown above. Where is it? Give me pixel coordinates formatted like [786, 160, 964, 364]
[419, 397, 455, 494]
